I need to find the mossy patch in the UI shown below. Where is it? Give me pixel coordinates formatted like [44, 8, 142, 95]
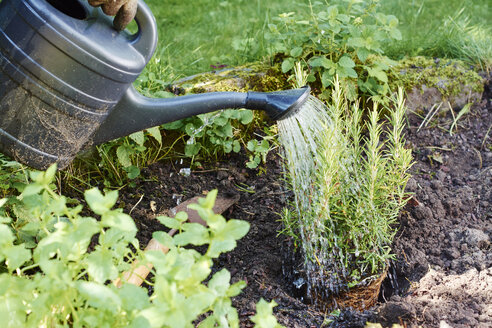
[170, 61, 289, 94]
[389, 56, 485, 112]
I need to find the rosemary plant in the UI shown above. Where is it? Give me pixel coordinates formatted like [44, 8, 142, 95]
[280, 79, 412, 298]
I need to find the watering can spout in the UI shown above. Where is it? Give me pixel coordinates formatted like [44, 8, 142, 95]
[90, 85, 311, 146]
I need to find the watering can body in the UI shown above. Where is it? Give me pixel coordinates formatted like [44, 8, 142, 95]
[0, 0, 309, 170]
[0, 0, 158, 169]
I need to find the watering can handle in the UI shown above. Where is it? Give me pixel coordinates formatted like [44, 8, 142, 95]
[130, 0, 158, 62]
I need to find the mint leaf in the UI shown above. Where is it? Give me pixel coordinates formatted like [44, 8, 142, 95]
[86, 249, 118, 283]
[85, 188, 119, 216]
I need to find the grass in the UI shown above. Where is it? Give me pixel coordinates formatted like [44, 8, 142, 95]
[144, 0, 310, 79]
[379, 0, 491, 69]
[142, 0, 491, 81]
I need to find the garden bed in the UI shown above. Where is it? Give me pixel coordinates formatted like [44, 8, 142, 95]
[109, 76, 491, 327]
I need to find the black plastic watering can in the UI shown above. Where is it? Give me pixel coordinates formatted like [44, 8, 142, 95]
[0, 0, 309, 170]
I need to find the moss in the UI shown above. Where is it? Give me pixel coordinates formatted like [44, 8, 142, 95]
[172, 61, 289, 94]
[389, 56, 485, 97]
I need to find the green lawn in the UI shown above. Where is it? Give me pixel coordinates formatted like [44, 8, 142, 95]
[145, 0, 491, 80]
[145, 0, 309, 79]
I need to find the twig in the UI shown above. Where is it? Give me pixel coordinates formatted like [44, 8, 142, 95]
[129, 194, 144, 215]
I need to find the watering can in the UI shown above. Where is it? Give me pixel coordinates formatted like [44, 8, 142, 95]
[0, 0, 309, 170]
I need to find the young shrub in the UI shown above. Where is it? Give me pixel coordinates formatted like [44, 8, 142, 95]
[281, 80, 412, 309]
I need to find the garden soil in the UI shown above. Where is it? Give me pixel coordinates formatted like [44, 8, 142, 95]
[112, 76, 491, 328]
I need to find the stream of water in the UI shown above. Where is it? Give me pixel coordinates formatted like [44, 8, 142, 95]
[277, 95, 347, 304]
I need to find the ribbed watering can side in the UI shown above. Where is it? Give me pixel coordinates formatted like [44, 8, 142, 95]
[0, 0, 157, 169]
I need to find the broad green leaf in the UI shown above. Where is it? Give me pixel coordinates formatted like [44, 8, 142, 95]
[337, 66, 358, 79]
[198, 189, 217, 210]
[289, 47, 303, 58]
[3, 244, 31, 270]
[185, 142, 201, 157]
[232, 140, 241, 153]
[129, 315, 152, 328]
[239, 110, 254, 124]
[0, 225, 15, 246]
[387, 15, 399, 28]
[356, 48, 370, 63]
[207, 239, 236, 258]
[337, 14, 350, 23]
[338, 56, 356, 68]
[20, 184, 43, 197]
[162, 120, 184, 130]
[156, 216, 182, 230]
[246, 155, 261, 169]
[175, 211, 188, 223]
[190, 258, 212, 282]
[129, 131, 145, 146]
[390, 28, 402, 40]
[321, 71, 334, 87]
[247, 140, 258, 151]
[34, 164, 57, 186]
[186, 291, 216, 316]
[116, 145, 132, 167]
[368, 67, 388, 83]
[174, 223, 210, 246]
[198, 316, 217, 328]
[185, 123, 198, 137]
[258, 140, 270, 152]
[118, 284, 151, 311]
[146, 126, 162, 145]
[101, 211, 137, 233]
[223, 140, 233, 153]
[281, 58, 294, 73]
[208, 269, 230, 295]
[134, 308, 166, 328]
[77, 282, 121, 312]
[85, 188, 119, 216]
[227, 281, 247, 297]
[250, 299, 283, 328]
[347, 37, 365, 48]
[213, 116, 229, 127]
[308, 56, 332, 68]
[86, 249, 118, 283]
[125, 165, 141, 179]
[219, 220, 250, 241]
[152, 231, 175, 249]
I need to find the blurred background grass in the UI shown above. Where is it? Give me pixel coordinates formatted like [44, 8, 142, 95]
[144, 0, 491, 81]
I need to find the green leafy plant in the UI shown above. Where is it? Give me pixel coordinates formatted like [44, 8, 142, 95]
[91, 127, 163, 187]
[0, 154, 29, 198]
[163, 109, 254, 159]
[266, 0, 401, 101]
[281, 80, 412, 296]
[0, 165, 284, 327]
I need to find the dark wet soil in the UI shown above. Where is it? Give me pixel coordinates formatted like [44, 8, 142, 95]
[110, 76, 491, 328]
